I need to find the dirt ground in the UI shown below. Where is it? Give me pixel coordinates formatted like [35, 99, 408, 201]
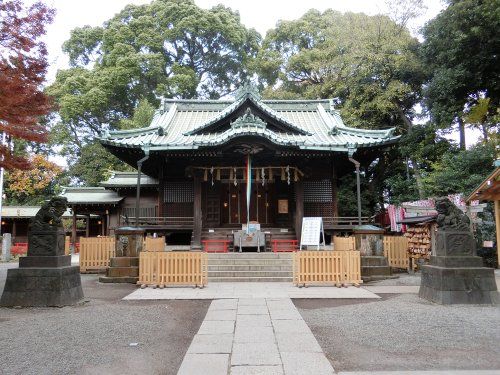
[0, 271, 210, 375]
[295, 294, 500, 372]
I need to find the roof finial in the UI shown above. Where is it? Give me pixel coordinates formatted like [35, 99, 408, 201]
[235, 81, 261, 101]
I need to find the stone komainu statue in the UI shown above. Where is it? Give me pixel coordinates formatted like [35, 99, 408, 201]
[29, 196, 68, 232]
[435, 197, 470, 231]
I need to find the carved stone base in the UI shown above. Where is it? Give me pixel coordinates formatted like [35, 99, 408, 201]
[0, 265, 84, 307]
[361, 256, 397, 282]
[98, 256, 139, 284]
[419, 262, 498, 304]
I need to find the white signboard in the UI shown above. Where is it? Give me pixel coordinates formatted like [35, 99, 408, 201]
[299, 217, 325, 250]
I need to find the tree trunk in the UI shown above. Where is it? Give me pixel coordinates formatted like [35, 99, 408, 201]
[398, 108, 425, 199]
[457, 116, 466, 150]
[481, 123, 489, 142]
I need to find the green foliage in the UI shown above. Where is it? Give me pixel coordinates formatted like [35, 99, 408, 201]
[423, 143, 497, 197]
[257, 9, 427, 132]
[421, 0, 500, 127]
[69, 142, 132, 186]
[119, 99, 156, 130]
[47, 0, 260, 184]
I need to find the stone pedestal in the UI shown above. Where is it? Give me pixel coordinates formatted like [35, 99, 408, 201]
[419, 230, 498, 304]
[354, 225, 395, 282]
[0, 229, 83, 307]
[99, 227, 144, 284]
[361, 256, 397, 282]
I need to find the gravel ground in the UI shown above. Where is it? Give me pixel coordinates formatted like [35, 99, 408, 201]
[0, 270, 210, 375]
[295, 294, 500, 372]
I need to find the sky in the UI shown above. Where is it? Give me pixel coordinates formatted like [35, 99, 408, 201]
[38, 0, 479, 154]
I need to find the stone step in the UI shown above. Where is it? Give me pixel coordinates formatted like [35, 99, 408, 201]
[207, 253, 293, 260]
[208, 270, 292, 278]
[99, 275, 139, 283]
[107, 266, 139, 277]
[361, 265, 392, 276]
[209, 276, 293, 282]
[110, 257, 139, 267]
[208, 265, 293, 271]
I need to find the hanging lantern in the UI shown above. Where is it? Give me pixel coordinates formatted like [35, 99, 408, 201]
[294, 168, 299, 182]
[229, 169, 233, 181]
[256, 170, 260, 182]
[203, 169, 208, 182]
[216, 169, 221, 181]
[281, 167, 286, 181]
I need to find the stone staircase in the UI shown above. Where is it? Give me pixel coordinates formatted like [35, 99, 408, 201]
[207, 252, 294, 282]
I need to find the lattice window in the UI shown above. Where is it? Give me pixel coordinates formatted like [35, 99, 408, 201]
[164, 181, 194, 203]
[303, 180, 332, 203]
[122, 206, 157, 218]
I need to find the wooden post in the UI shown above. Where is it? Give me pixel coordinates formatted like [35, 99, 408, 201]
[101, 214, 106, 236]
[106, 209, 110, 236]
[295, 180, 304, 243]
[85, 214, 90, 238]
[332, 160, 339, 217]
[495, 200, 500, 269]
[192, 174, 202, 249]
[71, 205, 77, 253]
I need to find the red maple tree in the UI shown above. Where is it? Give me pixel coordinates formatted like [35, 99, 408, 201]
[0, 0, 54, 169]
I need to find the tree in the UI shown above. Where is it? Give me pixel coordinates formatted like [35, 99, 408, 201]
[0, 0, 54, 169]
[5, 154, 64, 204]
[47, 0, 260, 184]
[421, 0, 500, 149]
[256, 9, 427, 133]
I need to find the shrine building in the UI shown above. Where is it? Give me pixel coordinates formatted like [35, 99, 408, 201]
[60, 85, 398, 249]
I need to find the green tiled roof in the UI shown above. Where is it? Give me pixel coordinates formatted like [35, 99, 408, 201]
[100, 171, 158, 187]
[60, 187, 123, 205]
[100, 87, 399, 154]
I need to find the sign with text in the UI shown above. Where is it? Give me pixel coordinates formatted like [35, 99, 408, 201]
[300, 217, 325, 250]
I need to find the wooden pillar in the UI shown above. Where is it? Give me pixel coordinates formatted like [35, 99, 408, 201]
[331, 160, 339, 217]
[71, 206, 77, 253]
[295, 180, 304, 243]
[85, 214, 90, 238]
[192, 174, 202, 249]
[106, 209, 110, 236]
[101, 214, 106, 236]
[12, 219, 16, 242]
[495, 200, 500, 269]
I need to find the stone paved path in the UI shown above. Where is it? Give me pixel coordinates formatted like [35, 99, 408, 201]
[177, 298, 335, 375]
[124, 282, 379, 300]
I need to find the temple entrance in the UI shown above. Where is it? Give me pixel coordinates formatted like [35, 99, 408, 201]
[220, 182, 274, 224]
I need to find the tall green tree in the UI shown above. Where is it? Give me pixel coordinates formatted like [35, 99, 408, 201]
[47, 0, 260, 184]
[421, 0, 500, 149]
[255, 9, 427, 133]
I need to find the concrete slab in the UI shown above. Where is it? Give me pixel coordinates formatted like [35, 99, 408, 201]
[198, 320, 235, 334]
[269, 308, 303, 320]
[187, 334, 234, 354]
[177, 353, 230, 375]
[231, 342, 281, 366]
[234, 326, 275, 343]
[280, 352, 334, 375]
[272, 319, 311, 334]
[237, 304, 269, 315]
[238, 298, 267, 306]
[337, 372, 500, 375]
[230, 365, 284, 375]
[210, 298, 238, 310]
[236, 314, 272, 327]
[123, 282, 380, 300]
[204, 309, 237, 321]
[275, 332, 323, 352]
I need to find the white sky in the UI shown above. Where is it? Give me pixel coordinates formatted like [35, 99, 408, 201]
[40, 0, 479, 155]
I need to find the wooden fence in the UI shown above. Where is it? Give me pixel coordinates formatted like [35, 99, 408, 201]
[383, 236, 410, 269]
[333, 236, 356, 251]
[138, 251, 207, 287]
[293, 250, 362, 287]
[143, 237, 165, 252]
[79, 237, 116, 273]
